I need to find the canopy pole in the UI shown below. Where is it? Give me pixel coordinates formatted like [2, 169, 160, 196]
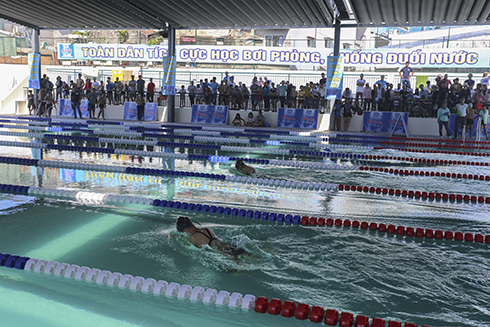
[32, 27, 40, 115]
[333, 17, 341, 56]
[167, 25, 176, 122]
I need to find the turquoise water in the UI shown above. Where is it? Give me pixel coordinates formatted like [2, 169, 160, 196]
[0, 131, 489, 327]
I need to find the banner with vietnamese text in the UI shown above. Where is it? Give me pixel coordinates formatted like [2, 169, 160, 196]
[362, 111, 408, 134]
[191, 104, 228, 124]
[28, 53, 41, 89]
[57, 43, 490, 68]
[277, 108, 319, 129]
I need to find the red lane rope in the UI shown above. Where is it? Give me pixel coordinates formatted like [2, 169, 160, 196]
[364, 154, 488, 165]
[337, 184, 490, 205]
[359, 166, 490, 181]
[254, 296, 432, 326]
[373, 146, 490, 157]
[381, 140, 490, 150]
[388, 136, 490, 145]
[298, 215, 490, 244]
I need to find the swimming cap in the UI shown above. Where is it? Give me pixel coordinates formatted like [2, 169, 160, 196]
[235, 159, 244, 169]
[176, 216, 193, 232]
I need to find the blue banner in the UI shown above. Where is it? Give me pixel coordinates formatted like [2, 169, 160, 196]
[123, 102, 138, 120]
[57, 43, 490, 68]
[123, 102, 158, 121]
[277, 108, 319, 129]
[144, 103, 158, 121]
[325, 56, 343, 99]
[59, 99, 89, 118]
[28, 53, 41, 89]
[362, 111, 408, 133]
[191, 104, 228, 124]
[162, 56, 176, 96]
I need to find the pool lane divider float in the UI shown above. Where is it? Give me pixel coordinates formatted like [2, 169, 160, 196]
[0, 252, 256, 310]
[359, 166, 490, 181]
[0, 183, 488, 245]
[1, 131, 490, 168]
[0, 252, 432, 327]
[374, 146, 490, 157]
[0, 155, 488, 204]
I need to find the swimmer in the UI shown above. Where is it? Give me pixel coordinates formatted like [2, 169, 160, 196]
[176, 216, 243, 254]
[235, 159, 256, 175]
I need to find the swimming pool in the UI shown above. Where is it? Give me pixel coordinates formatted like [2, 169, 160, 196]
[0, 117, 489, 327]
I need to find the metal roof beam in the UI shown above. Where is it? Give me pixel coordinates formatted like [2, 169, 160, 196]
[456, 0, 475, 23]
[476, 0, 490, 23]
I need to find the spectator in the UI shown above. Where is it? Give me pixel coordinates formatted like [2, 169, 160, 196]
[356, 73, 366, 101]
[71, 88, 82, 119]
[187, 81, 196, 106]
[136, 92, 145, 121]
[262, 82, 270, 111]
[270, 82, 278, 112]
[92, 77, 100, 90]
[245, 112, 255, 126]
[478, 104, 489, 140]
[254, 110, 265, 127]
[464, 73, 475, 89]
[241, 84, 250, 110]
[438, 74, 451, 88]
[374, 83, 384, 111]
[278, 80, 287, 108]
[232, 113, 245, 126]
[399, 61, 414, 89]
[334, 99, 342, 131]
[454, 97, 468, 139]
[128, 75, 137, 101]
[319, 83, 326, 113]
[44, 92, 54, 118]
[147, 78, 155, 102]
[209, 77, 219, 105]
[97, 91, 107, 120]
[343, 98, 353, 131]
[342, 87, 353, 100]
[106, 77, 114, 105]
[436, 101, 450, 138]
[55, 76, 63, 102]
[453, 78, 462, 93]
[319, 72, 326, 85]
[375, 75, 387, 88]
[27, 90, 34, 115]
[178, 85, 186, 108]
[290, 86, 297, 108]
[480, 72, 489, 86]
[76, 73, 84, 89]
[87, 88, 98, 119]
[467, 105, 478, 140]
[363, 82, 372, 110]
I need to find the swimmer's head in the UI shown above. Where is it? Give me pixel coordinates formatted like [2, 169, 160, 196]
[176, 216, 194, 232]
[235, 159, 245, 169]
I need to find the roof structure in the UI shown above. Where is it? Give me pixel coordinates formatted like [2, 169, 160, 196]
[0, 0, 489, 30]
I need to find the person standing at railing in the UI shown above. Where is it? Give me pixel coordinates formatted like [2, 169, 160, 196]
[147, 78, 155, 103]
[106, 77, 114, 105]
[178, 85, 186, 108]
[241, 84, 249, 110]
[437, 101, 450, 138]
[136, 92, 145, 121]
[399, 61, 414, 89]
[454, 97, 468, 140]
[128, 75, 137, 101]
[55, 76, 63, 102]
[71, 88, 82, 119]
[363, 82, 372, 111]
[187, 80, 196, 106]
[464, 73, 475, 89]
[136, 75, 145, 99]
[208, 77, 219, 105]
[356, 73, 366, 103]
[374, 83, 384, 111]
[478, 105, 489, 140]
[278, 81, 287, 108]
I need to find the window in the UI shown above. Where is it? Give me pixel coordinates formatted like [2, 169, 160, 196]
[265, 35, 284, 47]
[216, 37, 224, 45]
[324, 37, 334, 48]
[307, 37, 315, 48]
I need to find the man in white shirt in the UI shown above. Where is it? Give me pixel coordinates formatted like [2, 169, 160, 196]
[454, 97, 468, 140]
[480, 72, 490, 86]
[356, 73, 366, 102]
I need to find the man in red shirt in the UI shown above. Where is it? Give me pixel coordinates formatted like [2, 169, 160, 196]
[147, 77, 155, 102]
[84, 77, 92, 98]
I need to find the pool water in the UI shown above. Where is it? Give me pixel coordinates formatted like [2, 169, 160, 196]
[0, 125, 489, 327]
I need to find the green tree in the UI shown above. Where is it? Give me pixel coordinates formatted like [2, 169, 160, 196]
[147, 36, 162, 45]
